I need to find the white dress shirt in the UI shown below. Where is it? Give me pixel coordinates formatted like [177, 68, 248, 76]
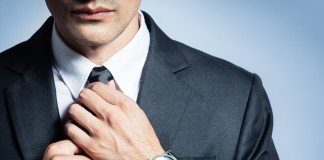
[51, 11, 150, 121]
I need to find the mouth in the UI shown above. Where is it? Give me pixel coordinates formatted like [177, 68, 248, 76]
[72, 7, 114, 21]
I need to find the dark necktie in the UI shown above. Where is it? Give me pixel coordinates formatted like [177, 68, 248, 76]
[85, 66, 113, 112]
[70, 66, 114, 133]
[88, 66, 113, 84]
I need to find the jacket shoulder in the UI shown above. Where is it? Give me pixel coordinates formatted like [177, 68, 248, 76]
[0, 16, 54, 70]
[175, 41, 254, 83]
[0, 41, 32, 89]
[172, 40, 257, 110]
[0, 41, 30, 66]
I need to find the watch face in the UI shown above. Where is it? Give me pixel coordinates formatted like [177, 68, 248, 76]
[154, 155, 175, 160]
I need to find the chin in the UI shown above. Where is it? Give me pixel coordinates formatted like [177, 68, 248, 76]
[71, 26, 118, 46]
[80, 39, 111, 47]
[60, 17, 128, 47]
[76, 35, 112, 47]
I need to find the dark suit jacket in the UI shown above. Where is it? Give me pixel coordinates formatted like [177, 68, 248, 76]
[0, 12, 279, 160]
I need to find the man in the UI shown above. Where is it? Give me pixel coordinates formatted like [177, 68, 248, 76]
[0, 0, 279, 159]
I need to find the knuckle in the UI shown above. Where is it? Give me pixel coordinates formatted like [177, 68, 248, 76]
[108, 111, 123, 126]
[68, 104, 79, 116]
[89, 82, 103, 92]
[119, 99, 138, 113]
[65, 124, 74, 137]
[50, 155, 61, 160]
[105, 108, 118, 119]
[109, 111, 120, 121]
[119, 100, 131, 110]
[93, 127, 106, 137]
[79, 89, 91, 100]
[87, 140, 99, 152]
[86, 140, 99, 153]
[110, 119, 122, 127]
[46, 143, 59, 155]
[50, 155, 62, 160]
[103, 106, 113, 117]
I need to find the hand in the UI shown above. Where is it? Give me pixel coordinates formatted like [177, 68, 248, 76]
[43, 140, 90, 160]
[65, 81, 165, 160]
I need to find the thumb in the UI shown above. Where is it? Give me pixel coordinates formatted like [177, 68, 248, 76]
[43, 140, 83, 160]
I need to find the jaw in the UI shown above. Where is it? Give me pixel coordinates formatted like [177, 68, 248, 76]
[55, 11, 141, 65]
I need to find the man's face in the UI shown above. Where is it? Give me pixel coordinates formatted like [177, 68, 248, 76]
[45, 0, 141, 46]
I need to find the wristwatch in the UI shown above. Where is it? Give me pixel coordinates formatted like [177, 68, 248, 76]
[149, 150, 177, 160]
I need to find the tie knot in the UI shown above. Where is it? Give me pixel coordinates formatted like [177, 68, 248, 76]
[88, 66, 113, 84]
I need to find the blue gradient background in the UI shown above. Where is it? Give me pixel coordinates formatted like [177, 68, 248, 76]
[1, 1, 323, 159]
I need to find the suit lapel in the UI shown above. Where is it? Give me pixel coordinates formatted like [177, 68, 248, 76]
[4, 12, 192, 158]
[5, 64, 64, 160]
[4, 17, 64, 160]
[137, 56, 191, 150]
[137, 12, 192, 150]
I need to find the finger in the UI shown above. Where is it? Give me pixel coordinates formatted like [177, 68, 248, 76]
[88, 82, 135, 107]
[43, 140, 82, 159]
[78, 88, 116, 119]
[49, 155, 91, 160]
[65, 122, 92, 149]
[107, 80, 117, 89]
[68, 103, 100, 134]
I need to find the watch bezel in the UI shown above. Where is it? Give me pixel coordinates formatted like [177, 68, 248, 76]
[153, 154, 176, 160]
[150, 150, 177, 160]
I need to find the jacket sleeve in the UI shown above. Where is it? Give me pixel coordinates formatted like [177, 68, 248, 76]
[234, 74, 279, 160]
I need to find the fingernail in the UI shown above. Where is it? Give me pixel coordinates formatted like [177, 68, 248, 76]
[107, 80, 116, 89]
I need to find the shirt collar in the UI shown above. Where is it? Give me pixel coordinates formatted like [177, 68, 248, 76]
[51, 11, 150, 100]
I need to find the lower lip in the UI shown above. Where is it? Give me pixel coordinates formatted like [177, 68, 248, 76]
[74, 11, 110, 21]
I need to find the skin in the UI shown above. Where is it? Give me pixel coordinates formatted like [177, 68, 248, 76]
[45, 0, 141, 65]
[43, 0, 165, 159]
[43, 140, 90, 160]
[43, 82, 165, 159]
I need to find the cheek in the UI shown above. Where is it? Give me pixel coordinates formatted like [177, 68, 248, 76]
[46, 0, 70, 21]
[46, 0, 60, 15]
[119, 0, 141, 14]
